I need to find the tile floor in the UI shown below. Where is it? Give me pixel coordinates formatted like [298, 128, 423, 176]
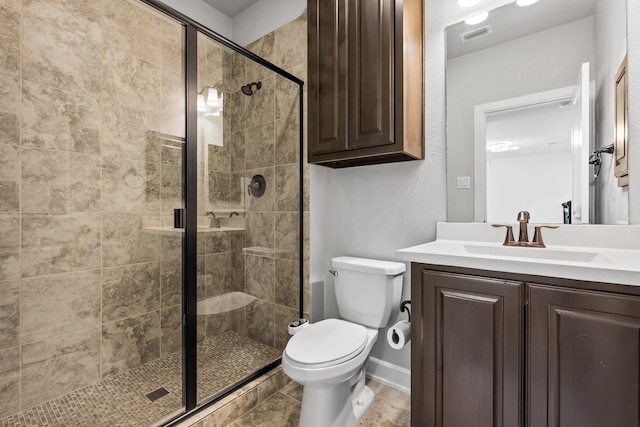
[0, 332, 280, 427]
[187, 371, 411, 427]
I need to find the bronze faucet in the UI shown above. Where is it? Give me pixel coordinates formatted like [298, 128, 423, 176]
[492, 211, 558, 248]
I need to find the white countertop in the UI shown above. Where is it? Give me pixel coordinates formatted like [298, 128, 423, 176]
[397, 222, 640, 286]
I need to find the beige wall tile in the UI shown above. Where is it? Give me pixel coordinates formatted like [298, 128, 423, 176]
[205, 41, 224, 89]
[275, 212, 299, 260]
[245, 121, 275, 170]
[0, 143, 19, 212]
[245, 32, 276, 83]
[0, 0, 20, 12]
[102, 213, 160, 267]
[0, 215, 19, 281]
[21, 327, 100, 408]
[205, 252, 232, 297]
[102, 157, 160, 213]
[208, 142, 231, 174]
[274, 15, 307, 70]
[21, 148, 66, 212]
[102, 102, 161, 162]
[245, 255, 274, 302]
[204, 388, 258, 426]
[161, 259, 181, 308]
[274, 259, 298, 310]
[160, 69, 185, 137]
[21, 270, 100, 343]
[275, 164, 299, 212]
[224, 91, 246, 133]
[0, 280, 19, 349]
[23, 0, 102, 43]
[0, 346, 20, 418]
[160, 164, 184, 212]
[206, 233, 230, 255]
[162, 17, 183, 74]
[101, 311, 160, 378]
[102, 48, 161, 111]
[274, 305, 297, 351]
[275, 114, 299, 166]
[230, 252, 245, 292]
[23, 16, 101, 95]
[274, 73, 300, 121]
[245, 78, 274, 129]
[0, 6, 20, 77]
[21, 213, 101, 277]
[160, 305, 181, 356]
[246, 212, 274, 249]
[161, 233, 182, 262]
[234, 392, 300, 426]
[246, 300, 274, 347]
[102, 262, 160, 323]
[22, 81, 101, 154]
[0, 74, 20, 145]
[208, 171, 231, 207]
[103, 0, 162, 66]
[228, 130, 246, 172]
[21, 150, 101, 212]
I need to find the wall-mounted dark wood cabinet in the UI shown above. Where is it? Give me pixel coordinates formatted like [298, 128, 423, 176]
[307, 0, 424, 168]
[411, 263, 640, 427]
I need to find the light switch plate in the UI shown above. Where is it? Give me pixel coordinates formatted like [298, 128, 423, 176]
[457, 176, 471, 189]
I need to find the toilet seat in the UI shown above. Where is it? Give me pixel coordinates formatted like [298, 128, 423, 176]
[285, 319, 368, 368]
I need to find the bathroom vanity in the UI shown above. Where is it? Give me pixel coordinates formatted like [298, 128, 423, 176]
[397, 223, 640, 427]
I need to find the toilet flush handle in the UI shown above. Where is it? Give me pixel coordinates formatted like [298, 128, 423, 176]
[329, 269, 338, 277]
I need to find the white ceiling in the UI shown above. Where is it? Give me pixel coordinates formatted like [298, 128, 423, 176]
[447, 0, 599, 59]
[486, 100, 573, 159]
[202, 0, 259, 17]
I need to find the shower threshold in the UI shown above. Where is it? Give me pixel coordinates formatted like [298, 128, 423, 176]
[0, 332, 281, 427]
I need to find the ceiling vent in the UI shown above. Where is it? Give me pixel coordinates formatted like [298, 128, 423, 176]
[459, 25, 493, 43]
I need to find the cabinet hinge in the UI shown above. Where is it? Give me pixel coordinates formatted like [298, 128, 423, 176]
[524, 299, 529, 306]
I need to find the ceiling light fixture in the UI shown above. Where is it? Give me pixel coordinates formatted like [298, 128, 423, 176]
[516, 0, 539, 6]
[487, 141, 520, 153]
[464, 11, 489, 25]
[458, 0, 480, 7]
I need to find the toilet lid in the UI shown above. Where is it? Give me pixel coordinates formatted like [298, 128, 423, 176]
[286, 319, 368, 366]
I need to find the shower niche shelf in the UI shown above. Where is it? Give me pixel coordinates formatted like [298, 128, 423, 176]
[308, 0, 424, 168]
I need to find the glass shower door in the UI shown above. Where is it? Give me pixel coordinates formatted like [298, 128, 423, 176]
[194, 29, 302, 405]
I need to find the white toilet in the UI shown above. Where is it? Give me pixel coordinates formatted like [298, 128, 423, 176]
[282, 256, 406, 427]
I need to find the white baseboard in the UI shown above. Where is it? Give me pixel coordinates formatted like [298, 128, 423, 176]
[365, 357, 410, 393]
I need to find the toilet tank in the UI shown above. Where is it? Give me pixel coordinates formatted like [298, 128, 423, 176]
[331, 256, 406, 329]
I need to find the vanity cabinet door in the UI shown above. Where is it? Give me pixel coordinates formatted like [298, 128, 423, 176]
[528, 284, 640, 427]
[412, 268, 523, 427]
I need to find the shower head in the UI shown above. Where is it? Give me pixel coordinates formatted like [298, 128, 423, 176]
[241, 81, 262, 96]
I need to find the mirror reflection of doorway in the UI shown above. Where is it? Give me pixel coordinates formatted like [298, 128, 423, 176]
[485, 100, 573, 223]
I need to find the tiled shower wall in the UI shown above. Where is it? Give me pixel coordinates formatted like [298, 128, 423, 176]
[0, 0, 186, 418]
[195, 14, 309, 352]
[241, 14, 309, 352]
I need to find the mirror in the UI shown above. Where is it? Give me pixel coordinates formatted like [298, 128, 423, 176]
[446, 0, 629, 224]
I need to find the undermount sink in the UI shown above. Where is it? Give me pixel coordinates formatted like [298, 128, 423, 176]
[462, 244, 609, 263]
[396, 222, 640, 286]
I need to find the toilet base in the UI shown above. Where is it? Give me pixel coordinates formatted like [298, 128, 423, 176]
[298, 369, 374, 427]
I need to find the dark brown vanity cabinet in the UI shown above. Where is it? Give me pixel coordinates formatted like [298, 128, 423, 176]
[307, 0, 424, 168]
[528, 284, 640, 427]
[411, 264, 640, 427]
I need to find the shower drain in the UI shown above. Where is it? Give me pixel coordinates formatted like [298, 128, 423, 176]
[145, 387, 170, 402]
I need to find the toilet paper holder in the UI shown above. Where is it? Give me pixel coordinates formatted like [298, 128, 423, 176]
[400, 300, 411, 322]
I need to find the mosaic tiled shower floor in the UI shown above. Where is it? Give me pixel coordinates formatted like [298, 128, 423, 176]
[0, 332, 281, 427]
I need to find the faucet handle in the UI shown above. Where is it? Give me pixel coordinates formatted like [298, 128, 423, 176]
[532, 225, 559, 248]
[492, 224, 515, 245]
